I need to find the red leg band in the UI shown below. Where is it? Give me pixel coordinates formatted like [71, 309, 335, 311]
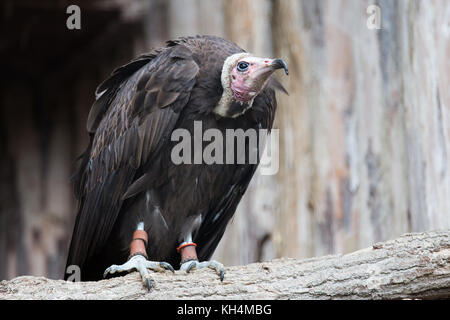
[177, 242, 198, 264]
[128, 230, 148, 260]
[176, 242, 197, 253]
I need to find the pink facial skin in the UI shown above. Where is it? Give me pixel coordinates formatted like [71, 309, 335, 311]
[230, 73, 253, 102]
[230, 58, 276, 103]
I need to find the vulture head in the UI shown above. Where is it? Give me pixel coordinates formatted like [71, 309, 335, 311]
[214, 52, 289, 118]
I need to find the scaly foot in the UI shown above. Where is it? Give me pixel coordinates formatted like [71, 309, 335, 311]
[180, 259, 225, 281]
[103, 254, 174, 291]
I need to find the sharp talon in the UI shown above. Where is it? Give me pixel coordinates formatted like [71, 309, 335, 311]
[103, 265, 116, 278]
[161, 262, 175, 273]
[186, 261, 197, 273]
[146, 278, 152, 291]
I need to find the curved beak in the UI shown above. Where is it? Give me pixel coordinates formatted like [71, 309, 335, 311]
[269, 58, 289, 75]
[244, 57, 289, 95]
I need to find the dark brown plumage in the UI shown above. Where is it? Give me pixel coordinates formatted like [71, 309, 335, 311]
[65, 35, 286, 282]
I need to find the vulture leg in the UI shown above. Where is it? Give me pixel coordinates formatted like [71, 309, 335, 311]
[103, 222, 174, 291]
[178, 234, 225, 282]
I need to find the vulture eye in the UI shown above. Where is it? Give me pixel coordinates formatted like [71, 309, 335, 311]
[237, 61, 249, 72]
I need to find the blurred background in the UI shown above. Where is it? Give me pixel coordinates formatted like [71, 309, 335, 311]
[1, 0, 449, 280]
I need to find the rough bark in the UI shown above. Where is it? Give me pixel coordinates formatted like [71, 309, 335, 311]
[271, 0, 450, 261]
[1, 230, 448, 300]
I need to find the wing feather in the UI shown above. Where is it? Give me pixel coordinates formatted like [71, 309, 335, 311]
[66, 44, 199, 278]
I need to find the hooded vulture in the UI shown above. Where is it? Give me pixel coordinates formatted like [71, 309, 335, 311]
[65, 35, 288, 290]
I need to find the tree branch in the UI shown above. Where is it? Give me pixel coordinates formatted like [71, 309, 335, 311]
[1, 230, 449, 299]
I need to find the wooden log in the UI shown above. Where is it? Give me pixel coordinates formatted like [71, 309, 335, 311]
[1, 230, 448, 299]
